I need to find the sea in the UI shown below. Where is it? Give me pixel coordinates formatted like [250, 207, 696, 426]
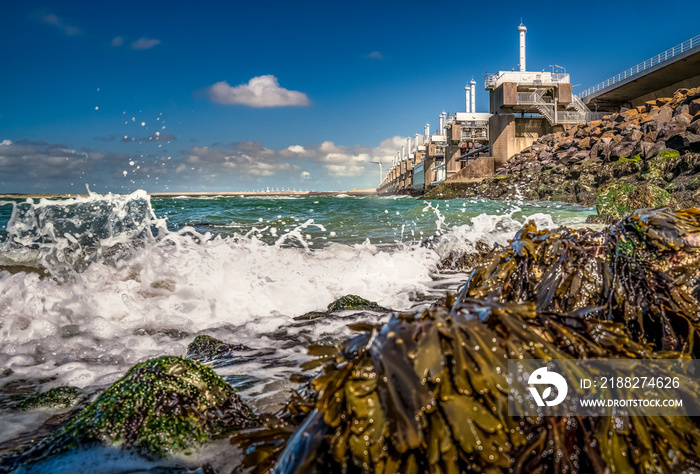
[0, 191, 594, 472]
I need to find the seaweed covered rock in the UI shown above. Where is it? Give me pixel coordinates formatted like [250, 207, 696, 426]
[591, 181, 674, 224]
[185, 334, 250, 362]
[294, 295, 390, 322]
[326, 295, 388, 313]
[464, 207, 700, 354]
[16, 386, 83, 411]
[4, 356, 255, 469]
[233, 297, 700, 473]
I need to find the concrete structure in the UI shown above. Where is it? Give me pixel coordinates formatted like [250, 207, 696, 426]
[484, 23, 600, 168]
[581, 34, 700, 111]
[443, 112, 490, 179]
[377, 26, 699, 196]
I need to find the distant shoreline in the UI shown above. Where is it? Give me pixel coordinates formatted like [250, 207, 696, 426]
[0, 189, 378, 199]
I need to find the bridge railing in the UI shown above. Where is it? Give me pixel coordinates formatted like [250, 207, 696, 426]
[580, 33, 700, 99]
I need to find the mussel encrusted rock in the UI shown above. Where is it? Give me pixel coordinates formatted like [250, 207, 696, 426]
[2, 356, 255, 470]
[232, 208, 700, 473]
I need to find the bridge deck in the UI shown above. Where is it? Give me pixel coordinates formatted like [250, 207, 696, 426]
[581, 36, 700, 110]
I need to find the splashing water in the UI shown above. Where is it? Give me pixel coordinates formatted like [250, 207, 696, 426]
[0, 191, 594, 460]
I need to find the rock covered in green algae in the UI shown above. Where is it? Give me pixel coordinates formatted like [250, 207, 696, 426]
[16, 386, 82, 410]
[185, 334, 250, 362]
[4, 356, 255, 469]
[326, 294, 388, 313]
[295, 295, 390, 321]
[591, 181, 674, 224]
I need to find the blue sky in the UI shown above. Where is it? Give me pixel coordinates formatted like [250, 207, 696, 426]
[2, 1, 699, 193]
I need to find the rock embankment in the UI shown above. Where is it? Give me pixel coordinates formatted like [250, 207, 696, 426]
[424, 86, 700, 222]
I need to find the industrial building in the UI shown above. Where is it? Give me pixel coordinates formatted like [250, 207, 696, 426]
[378, 22, 598, 194]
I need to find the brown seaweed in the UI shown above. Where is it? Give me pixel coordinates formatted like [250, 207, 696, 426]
[463, 207, 700, 355]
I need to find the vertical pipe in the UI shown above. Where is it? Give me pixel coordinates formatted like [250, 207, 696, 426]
[470, 79, 476, 113]
[518, 23, 527, 72]
[465, 85, 470, 113]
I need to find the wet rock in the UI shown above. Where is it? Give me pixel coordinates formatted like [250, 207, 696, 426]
[437, 241, 495, 272]
[327, 295, 388, 313]
[185, 335, 250, 362]
[293, 311, 330, 321]
[3, 356, 256, 469]
[466, 208, 700, 353]
[16, 386, 83, 411]
[294, 295, 390, 322]
[593, 181, 674, 224]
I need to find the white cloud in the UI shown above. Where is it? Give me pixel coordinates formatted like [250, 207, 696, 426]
[324, 163, 366, 177]
[130, 37, 161, 50]
[367, 51, 384, 60]
[207, 75, 310, 108]
[0, 140, 127, 189]
[287, 145, 305, 153]
[111, 36, 124, 47]
[181, 143, 297, 180]
[1, 135, 405, 191]
[177, 137, 404, 181]
[40, 12, 82, 36]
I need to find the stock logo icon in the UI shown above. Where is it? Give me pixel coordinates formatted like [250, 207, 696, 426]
[528, 367, 568, 407]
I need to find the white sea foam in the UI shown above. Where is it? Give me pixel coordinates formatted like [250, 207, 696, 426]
[0, 191, 583, 440]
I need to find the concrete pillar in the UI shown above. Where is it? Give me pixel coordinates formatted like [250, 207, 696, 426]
[489, 114, 515, 169]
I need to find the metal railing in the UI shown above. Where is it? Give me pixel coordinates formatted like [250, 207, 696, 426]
[461, 129, 488, 139]
[571, 94, 589, 114]
[516, 92, 553, 104]
[580, 33, 700, 98]
[556, 111, 587, 124]
[485, 71, 570, 89]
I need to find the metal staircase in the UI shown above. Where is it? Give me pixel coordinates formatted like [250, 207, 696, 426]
[516, 91, 594, 124]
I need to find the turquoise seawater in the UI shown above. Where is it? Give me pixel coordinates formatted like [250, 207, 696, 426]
[0, 192, 594, 471]
[151, 194, 593, 245]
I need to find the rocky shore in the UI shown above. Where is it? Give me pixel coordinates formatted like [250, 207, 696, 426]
[423, 86, 700, 222]
[5, 208, 700, 473]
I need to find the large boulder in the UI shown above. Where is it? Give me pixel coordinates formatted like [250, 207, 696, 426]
[3, 356, 255, 469]
[185, 334, 250, 362]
